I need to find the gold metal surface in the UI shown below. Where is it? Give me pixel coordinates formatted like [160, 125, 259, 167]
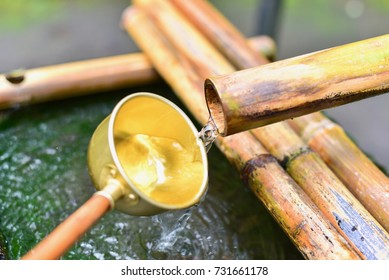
[87, 92, 208, 216]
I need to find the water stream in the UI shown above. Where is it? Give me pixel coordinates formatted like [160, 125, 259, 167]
[198, 117, 219, 152]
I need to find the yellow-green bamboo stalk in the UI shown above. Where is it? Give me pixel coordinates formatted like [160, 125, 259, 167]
[0, 54, 159, 109]
[170, 0, 269, 68]
[204, 35, 389, 135]
[287, 113, 389, 232]
[134, 0, 389, 259]
[122, 3, 361, 259]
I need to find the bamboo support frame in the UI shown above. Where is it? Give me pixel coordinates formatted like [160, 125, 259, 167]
[251, 122, 389, 259]
[123, 2, 363, 259]
[171, 0, 389, 237]
[0, 37, 274, 110]
[287, 113, 389, 232]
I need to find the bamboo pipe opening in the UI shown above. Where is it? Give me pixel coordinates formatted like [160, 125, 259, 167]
[204, 78, 227, 136]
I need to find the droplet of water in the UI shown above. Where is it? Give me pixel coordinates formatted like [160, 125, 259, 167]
[198, 117, 219, 152]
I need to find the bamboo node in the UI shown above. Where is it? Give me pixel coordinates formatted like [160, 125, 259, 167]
[241, 154, 278, 186]
[301, 118, 338, 142]
[280, 147, 311, 169]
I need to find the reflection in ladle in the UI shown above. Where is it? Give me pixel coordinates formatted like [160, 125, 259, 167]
[115, 133, 204, 207]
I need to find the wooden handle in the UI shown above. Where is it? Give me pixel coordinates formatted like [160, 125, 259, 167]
[21, 194, 111, 260]
[205, 34, 389, 136]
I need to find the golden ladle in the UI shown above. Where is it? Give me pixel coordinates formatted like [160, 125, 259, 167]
[21, 92, 208, 260]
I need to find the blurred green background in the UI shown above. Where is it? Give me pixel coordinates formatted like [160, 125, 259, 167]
[0, 0, 388, 260]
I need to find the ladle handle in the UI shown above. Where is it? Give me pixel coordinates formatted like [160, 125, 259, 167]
[205, 34, 389, 136]
[21, 194, 111, 260]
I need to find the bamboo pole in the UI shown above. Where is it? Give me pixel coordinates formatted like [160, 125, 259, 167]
[287, 113, 389, 232]
[0, 37, 274, 110]
[172, 0, 389, 245]
[170, 0, 268, 69]
[122, 4, 361, 259]
[171, 0, 389, 240]
[129, 0, 389, 259]
[204, 35, 389, 136]
[0, 54, 159, 109]
[251, 122, 389, 259]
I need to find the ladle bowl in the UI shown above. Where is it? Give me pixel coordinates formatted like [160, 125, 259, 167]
[87, 92, 208, 216]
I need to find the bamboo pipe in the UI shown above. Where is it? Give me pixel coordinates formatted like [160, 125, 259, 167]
[204, 35, 389, 136]
[172, 0, 389, 232]
[0, 54, 159, 109]
[21, 193, 111, 260]
[130, 0, 389, 259]
[0, 38, 274, 110]
[287, 113, 389, 232]
[123, 4, 360, 259]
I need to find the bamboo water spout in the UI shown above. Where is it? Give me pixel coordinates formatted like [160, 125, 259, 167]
[204, 35, 389, 136]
